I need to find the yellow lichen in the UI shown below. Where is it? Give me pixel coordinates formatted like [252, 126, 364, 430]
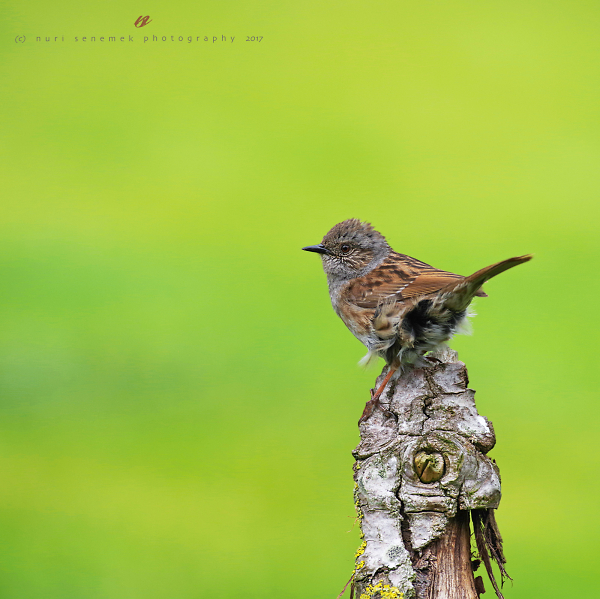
[355, 560, 365, 570]
[354, 499, 364, 522]
[354, 540, 367, 560]
[359, 581, 404, 599]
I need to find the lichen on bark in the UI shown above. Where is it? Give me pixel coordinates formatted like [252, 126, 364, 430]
[351, 348, 505, 599]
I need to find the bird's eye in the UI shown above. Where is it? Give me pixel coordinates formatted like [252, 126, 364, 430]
[340, 244, 350, 254]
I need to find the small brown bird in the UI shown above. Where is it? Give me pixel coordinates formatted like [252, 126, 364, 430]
[303, 219, 531, 417]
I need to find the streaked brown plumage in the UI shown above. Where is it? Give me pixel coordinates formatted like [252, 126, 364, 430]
[302, 219, 532, 419]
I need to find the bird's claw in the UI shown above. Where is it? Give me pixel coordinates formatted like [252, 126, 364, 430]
[359, 392, 378, 424]
[425, 355, 442, 364]
[359, 389, 397, 425]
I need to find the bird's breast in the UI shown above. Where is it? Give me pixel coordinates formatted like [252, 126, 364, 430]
[335, 300, 378, 349]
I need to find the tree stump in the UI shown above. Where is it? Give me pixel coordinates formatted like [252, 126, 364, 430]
[352, 348, 507, 599]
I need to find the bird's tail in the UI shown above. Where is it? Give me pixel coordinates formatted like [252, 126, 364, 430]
[443, 254, 533, 312]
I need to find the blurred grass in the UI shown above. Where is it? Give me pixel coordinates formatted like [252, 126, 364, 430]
[0, 0, 599, 597]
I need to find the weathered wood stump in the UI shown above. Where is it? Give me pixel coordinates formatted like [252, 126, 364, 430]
[352, 348, 507, 599]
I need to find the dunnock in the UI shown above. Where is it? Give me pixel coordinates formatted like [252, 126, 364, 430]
[303, 219, 531, 420]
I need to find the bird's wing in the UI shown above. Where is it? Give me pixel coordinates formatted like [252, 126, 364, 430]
[346, 253, 479, 309]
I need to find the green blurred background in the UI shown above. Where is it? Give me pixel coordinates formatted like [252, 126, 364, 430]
[1, 1, 599, 597]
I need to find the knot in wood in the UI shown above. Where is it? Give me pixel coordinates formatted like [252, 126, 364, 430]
[414, 450, 445, 483]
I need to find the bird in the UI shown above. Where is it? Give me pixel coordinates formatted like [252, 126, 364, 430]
[302, 219, 532, 420]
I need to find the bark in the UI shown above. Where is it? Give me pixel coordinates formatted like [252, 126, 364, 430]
[351, 348, 506, 599]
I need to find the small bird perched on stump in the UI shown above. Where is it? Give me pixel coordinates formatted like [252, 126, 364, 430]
[302, 219, 531, 420]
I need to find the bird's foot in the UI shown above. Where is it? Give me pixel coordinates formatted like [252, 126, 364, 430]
[359, 367, 398, 424]
[359, 388, 379, 424]
[425, 355, 442, 364]
[359, 386, 397, 425]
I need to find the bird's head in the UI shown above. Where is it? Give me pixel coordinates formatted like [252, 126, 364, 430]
[302, 219, 390, 281]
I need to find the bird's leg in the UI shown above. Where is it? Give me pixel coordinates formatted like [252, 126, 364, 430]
[373, 366, 397, 401]
[359, 366, 397, 424]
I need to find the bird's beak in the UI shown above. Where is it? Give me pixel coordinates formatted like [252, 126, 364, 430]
[302, 244, 330, 255]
